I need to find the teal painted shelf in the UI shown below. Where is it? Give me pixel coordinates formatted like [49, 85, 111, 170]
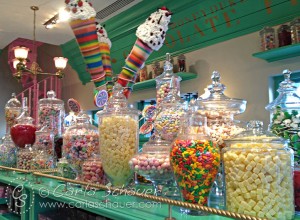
[252, 43, 300, 62]
[133, 72, 197, 92]
[0, 213, 20, 220]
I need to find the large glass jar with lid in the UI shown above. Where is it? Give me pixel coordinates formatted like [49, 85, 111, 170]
[170, 113, 220, 215]
[154, 87, 186, 142]
[5, 93, 21, 134]
[197, 71, 247, 149]
[266, 69, 300, 163]
[291, 17, 300, 44]
[259, 26, 275, 51]
[0, 135, 17, 167]
[38, 90, 65, 159]
[278, 24, 292, 47]
[11, 97, 36, 148]
[223, 120, 294, 220]
[35, 127, 55, 159]
[62, 112, 99, 179]
[155, 53, 181, 106]
[129, 135, 173, 195]
[97, 84, 139, 187]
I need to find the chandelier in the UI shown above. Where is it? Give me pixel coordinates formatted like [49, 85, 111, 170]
[13, 6, 68, 80]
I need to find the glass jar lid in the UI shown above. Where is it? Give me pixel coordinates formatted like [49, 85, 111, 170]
[16, 97, 34, 124]
[142, 134, 171, 153]
[266, 69, 300, 111]
[39, 90, 64, 106]
[5, 93, 21, 109]
[225, 120, 285, 145]
[197, 71, 247, 115]
[155, 53, 182, 83]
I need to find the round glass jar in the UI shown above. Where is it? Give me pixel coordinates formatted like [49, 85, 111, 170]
[170, 114, 220, 215]
[266, 69, 300, 163]
[17, 144, 36, 170]
[31, 150, 54, 170]
[278, 24, 292, 47]
[57, 157, 76, 179]
[154, 88, 186, 142]
[197, 71, 247, 149]
[155, 53, 181, 106]
[34, 127, 55, 159]
[129, 136, 173, 195]
[82, 154, 106, 186]
[259, 26, 275, 51]
[5, 93, 21, 134]
[0, 135, 17, 167]
[291, 17, 300, 44]
[11, 97, 36, 148]
[63, 113, 99, 178]
[223, 121, 294, 220]
[97, 84, 139, 187]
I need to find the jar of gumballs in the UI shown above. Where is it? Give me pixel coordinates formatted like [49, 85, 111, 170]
[129, 135, 173, 196]
[223, 121, 294, 220]
[170, 113, 220, 215]
[11, 97, 36, 149]
[97, 84, 139, 187]
[63, 113, 99, 179]
[5, 93, 21, 134]
[17, 144, 36, 170]
[38, 90, 65, 159]
[259, 26, 275, 51]
[155, 53, 181, 106]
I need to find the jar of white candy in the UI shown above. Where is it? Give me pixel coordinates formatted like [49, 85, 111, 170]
[223, 120, 294, 220]
[155, 53, 181, 106]
[97, 84, 139, 187]
[197, 71, 247, 149]
[129, 134, 173, 195]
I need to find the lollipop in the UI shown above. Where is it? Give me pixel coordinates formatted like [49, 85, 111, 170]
[67, 98, 81, 114]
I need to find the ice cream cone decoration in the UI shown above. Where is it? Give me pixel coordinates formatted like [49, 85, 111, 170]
[117, 6, 173, 97]
[66, 0, 106, 89]
[96, 23, 113, 96]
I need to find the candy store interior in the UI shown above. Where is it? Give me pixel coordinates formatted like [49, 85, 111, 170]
[0, 0, 300, 220]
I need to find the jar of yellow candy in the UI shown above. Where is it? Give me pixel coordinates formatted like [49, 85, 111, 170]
[223, 120, 294, 220]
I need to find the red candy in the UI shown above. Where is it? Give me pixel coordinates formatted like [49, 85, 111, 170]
[11, 124, 36, 148]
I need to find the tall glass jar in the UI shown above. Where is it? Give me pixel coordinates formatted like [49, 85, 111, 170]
[170, 114, 220, 215]
[11, 97, 36, 148]
[35, 127, 55, 159]
[223, 121, 294, 220]
[17, 144, 36, 170]
[97, 84, 139, 187]
[5, 93, 21, 135]
[155, 53, 181, 106]
[129, 136, 173, 195]
[31, 150, 54, 170]
[38, 90, 65, 159]
[197, 71, 247, 149]
[278, 24, 292, 47]
[266, 69, 300, 163]
[82, 154, 106, 187]
[0, 135, 17, 167]
[291, 17, 300, 44]
[62, 113, 99, 179]
[260, 26, 275, 51]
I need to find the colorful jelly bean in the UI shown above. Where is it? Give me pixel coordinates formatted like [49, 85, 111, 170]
[31, 157, 53, 170]
[170, 139, 220, 205]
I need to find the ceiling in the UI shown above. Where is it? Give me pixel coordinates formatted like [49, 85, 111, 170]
[0, 0, 141, 49]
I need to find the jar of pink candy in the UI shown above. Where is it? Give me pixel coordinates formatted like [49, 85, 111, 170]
[82, 154, 106, 188]
[62, 113, 99, 179]
[155, 53, 181, 106]
[129, 136, 173, 195]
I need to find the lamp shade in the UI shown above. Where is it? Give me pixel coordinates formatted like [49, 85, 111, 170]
[13, 58, 26, 69]
[14, 46, 29, 59]
[54, 57, 68, 69]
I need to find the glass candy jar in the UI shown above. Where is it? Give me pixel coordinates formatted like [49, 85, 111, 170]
[97, 84, 139, 187]
[223, 121, 294, 220]
[278, 24, 292, 47]
[0, 135, 17, 167]
[35, 127, 55, 159]
[63, 113, 99, 178]
[260, 26, 275, 51]
[154, 88, 186, 142]
[266, 69, 300, 163]
[197, 71, 247, 149]
[155, 53, 181, 106]
[31, 150, 53, 170]
[17, 144, 36, 170]
[11, 97, 36, 148]
[57, 157, 76, 179]
[170, 114, 220, 214]
[5, 93, 21, 134]
[82, 154, 106, 186]
[291, 17, 300, 44]
[129, 136, 173, 195]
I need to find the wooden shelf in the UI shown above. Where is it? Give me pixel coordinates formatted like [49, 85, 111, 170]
[133, 72, 197, 92]
[252, 43, 300, 62]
